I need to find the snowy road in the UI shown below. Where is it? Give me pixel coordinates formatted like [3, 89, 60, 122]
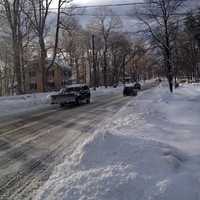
[35, 83, 200, 200]
[0, 82, 157, 200]
[0, 91, 132, 200]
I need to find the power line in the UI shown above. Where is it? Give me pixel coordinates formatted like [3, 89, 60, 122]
[48, 2, 195, 19]
[58, 12, 194, 24]
[49, 1, 198, 11]
[0, 1, 196, 22]
[48, 2, 146, 11]
[59, 13, 189, 17]
[0, 2, 145, 14]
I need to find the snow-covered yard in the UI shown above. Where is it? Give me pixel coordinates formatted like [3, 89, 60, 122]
[0, 92, 54, 117]
[35, 83, 200, 200]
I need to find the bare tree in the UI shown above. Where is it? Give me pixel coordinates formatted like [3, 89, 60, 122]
[185, 9, 200, 48]
[0, 0, 24, 94]
[174, 26, 200, 81]
[46, 0, 70, 75]
[22, 0, 54, 92]
[89, 7, 122, 87]
[0, 37, 14, 95]
[23, 0, 72, 91]
[109, 33, 131, 84]
[135, 0, 185, 92]
[61, 16, 84, 83]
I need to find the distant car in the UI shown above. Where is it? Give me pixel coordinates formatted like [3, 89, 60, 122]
[133, 82, 141, 90]
[175, 82, 179, 88]
[123, 85, 138, 96]
[51, 84, 91, 107]
[157, 78, 162, 83]
[113, 83, 118, 88]
[179, 79, 187, 84]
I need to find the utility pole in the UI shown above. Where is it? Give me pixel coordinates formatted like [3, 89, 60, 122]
[92, 34, 97, 90]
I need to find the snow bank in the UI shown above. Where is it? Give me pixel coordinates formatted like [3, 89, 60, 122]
[0, 92, 54, 117]
[110, 83, 200, 155]
[35, 83, 200, 200]
[35, 131, 200, 200]
[0, 93, 56, 115]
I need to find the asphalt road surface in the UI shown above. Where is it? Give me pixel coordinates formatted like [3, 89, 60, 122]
[0, 82, 157, 200]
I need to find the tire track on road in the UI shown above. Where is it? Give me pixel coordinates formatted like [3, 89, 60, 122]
[0, 94, 130, 200]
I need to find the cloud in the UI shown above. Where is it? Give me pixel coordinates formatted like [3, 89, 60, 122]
[69, 0, 200, 31]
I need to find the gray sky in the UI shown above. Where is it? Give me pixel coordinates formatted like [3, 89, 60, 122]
[51, 0, 143, 7]
[73, 0, 112, 5]
[50, 0, 200, 30]
[50, 0, 200, 9]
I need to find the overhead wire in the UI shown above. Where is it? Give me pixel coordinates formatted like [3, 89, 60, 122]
[48, 2, 146, 10]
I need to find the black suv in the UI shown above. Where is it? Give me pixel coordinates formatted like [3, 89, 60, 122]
[51, 84, 91, 106]
[123, 85, 138, 96]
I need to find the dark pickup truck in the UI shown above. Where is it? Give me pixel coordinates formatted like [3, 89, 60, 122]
[51, 84, 91, 107]
[123, 82, 141, 96]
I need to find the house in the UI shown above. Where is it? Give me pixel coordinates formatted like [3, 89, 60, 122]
[25, 58, 72, 93]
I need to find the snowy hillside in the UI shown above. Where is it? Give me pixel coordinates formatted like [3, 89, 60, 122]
[35, 83, 200, 200]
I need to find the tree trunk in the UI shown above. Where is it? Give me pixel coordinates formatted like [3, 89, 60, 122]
[19, 33, 25, 93]
[103, 38, 108, 88]
[165, 47, 173, 93]
[92, 35, 97, 90]
[39, 36, 46, 92]
[103, 50, 107, 88]
[164, 16, 173, 93]
[10, 0, 23, 95]
[75, 58, 79, 83]
[13, 37, 22, 94]
[122, 56, 126, 85]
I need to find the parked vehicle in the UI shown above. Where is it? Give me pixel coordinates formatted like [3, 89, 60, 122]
[133, 82, 141, 90]
[179, 79, 187, 84]
[113, 83, 118, 88]
[175, 82, 180, 88]
[157, 78, 162, 83]
[51, 84, 90, 107]
[123, 85, 138, 96]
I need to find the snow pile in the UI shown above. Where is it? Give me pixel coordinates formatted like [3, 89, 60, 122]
[36, 131, 200, 200]
[35, 83, 200, 200]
